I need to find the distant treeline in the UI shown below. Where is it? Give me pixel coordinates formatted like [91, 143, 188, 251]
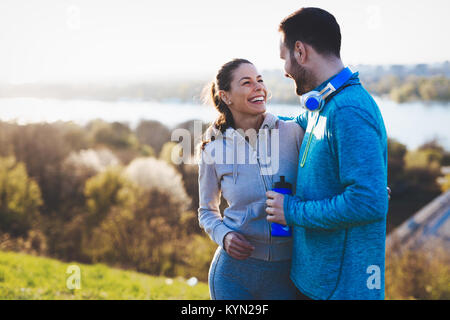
[358, 63, 450, 103]
[0, 62, 449, 104]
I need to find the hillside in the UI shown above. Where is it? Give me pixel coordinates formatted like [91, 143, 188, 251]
[0, 250, 210, 300]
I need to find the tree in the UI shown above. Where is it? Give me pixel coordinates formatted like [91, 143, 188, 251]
[0, 157, 43, 237]
[84, 166, 132, 228]
[159, 142, 183, 166]
[86, 120, 138, 151]
[9, 123, 71, 215]
[440, 174, 450, 192]
[387, 139, 443, 231]
[135, 120, 171, 154]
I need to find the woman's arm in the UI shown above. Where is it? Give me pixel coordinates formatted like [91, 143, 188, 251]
[198, 147, 255, 259]
[197, 148, 234, 248]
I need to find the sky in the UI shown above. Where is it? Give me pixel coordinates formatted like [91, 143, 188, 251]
[1, 0, 449, 83]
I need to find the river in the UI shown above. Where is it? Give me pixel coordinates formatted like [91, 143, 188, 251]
[0, 97, 449, 150]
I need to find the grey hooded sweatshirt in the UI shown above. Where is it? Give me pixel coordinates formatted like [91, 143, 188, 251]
[198, 113, 304, 261]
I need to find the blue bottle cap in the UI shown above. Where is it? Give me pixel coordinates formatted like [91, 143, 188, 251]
[272, 175, 292, 190]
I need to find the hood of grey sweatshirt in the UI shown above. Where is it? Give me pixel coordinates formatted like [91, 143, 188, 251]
[198, 112, 304, 261]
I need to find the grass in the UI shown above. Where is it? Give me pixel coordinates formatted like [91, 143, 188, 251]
[0, 250, 210, 300]
[4, 247, 447, 300]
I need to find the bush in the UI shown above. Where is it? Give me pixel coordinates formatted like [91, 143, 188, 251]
[89, 120, 138, 150]
[8, 123, 71, 215]
[386, 245, 450, 299]
[386, 139, 445, 232]
[0, 229, 47, 256]
[135, 120, 171, 154]
[440, 174, 450, 192]
[176, 234, 217, 282]
[0, 156, 43, 237]
[84, 166, 132, 228]
[125, 157, 190, 209]
[159, 142, 183, 166]
[60, 148, 121, 214]
[81, 157, 197, 277]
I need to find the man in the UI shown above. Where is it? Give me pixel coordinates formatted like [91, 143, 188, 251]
[266, 7, 389, 300]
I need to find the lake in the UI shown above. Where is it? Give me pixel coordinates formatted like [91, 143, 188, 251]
[0, 97, 449, 151]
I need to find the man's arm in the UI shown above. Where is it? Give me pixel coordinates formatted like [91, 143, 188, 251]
[295, 110, 308, 130]
[277, 110, 308, 130]
[283, 106, 389, 230]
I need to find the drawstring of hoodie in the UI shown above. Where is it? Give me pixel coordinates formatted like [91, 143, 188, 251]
[258, 124, 273, 191]
[233, 132, 238, 184]
[219, 113, 278, 185]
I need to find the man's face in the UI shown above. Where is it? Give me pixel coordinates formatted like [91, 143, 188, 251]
[279, 35, 315, 96]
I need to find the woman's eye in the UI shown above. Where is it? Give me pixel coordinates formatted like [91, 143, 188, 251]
[243, 81, 250, 85]
[258, 79, 264, 83]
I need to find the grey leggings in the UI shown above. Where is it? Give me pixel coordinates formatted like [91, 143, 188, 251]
[208, 247, 299, 300]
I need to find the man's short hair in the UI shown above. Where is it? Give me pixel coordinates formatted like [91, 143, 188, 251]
[279, 7, 341, 58]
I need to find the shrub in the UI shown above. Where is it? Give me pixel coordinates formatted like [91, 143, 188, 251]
[176, 234, 218, 282]
[124, 157, 190, 209]
[8, 123, 71, 215]
[84, 166, 132, 228]
[386, 245, 450, 300]
[0, 156, 43, 237]
[440, 174, 450, 192]
[159, 142, 183, 166]
[135, 120, 171, 154]
[61, 148, 121, 213]
[82, 157, 195, 277]
[0, 229, 47, 256]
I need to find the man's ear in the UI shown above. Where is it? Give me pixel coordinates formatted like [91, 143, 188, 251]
[294, 40, 307, 65]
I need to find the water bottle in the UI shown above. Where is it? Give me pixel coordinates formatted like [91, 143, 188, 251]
[271, 176, 292, 237]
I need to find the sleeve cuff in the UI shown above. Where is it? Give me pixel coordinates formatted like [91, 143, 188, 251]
[212, 223, 235, 248]
[283, 194, 294, 226]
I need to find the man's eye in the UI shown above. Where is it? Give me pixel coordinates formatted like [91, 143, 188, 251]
[243, 81, 250, 85]
[258, 79, 264, 83]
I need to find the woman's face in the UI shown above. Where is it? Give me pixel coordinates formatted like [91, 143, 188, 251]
[221, 63, 268, 116]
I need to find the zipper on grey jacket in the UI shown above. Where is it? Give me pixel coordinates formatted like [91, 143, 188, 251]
[237, 127, 275, 261]
[251, 129, 274, 261]
[255, 156, 272, 261]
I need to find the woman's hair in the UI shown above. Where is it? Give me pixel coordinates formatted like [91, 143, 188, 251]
[200, 58, 253, 151]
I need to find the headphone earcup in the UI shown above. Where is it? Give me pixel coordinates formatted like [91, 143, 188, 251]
[301, 91, 323, 112]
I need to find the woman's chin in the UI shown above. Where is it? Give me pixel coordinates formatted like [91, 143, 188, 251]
[246, 102, 266, 114]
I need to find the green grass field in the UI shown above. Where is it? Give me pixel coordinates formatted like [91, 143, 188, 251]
[0, 250, 210, 300]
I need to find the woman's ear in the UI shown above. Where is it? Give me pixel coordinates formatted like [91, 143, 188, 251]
[294, 40, 307, 65]
[219, 90, 232, 105]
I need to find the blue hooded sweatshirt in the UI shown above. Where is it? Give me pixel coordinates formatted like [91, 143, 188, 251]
[283, 71, 389, 300]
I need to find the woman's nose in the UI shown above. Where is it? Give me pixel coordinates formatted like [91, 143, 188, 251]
[254, 82, 264, 91]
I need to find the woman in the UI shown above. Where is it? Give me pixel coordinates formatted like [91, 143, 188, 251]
[197, 58, 305, 299]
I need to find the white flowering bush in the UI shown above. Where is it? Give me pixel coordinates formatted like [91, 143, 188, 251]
[64, 148, 120, 174]
[124, 157, 190, 209]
